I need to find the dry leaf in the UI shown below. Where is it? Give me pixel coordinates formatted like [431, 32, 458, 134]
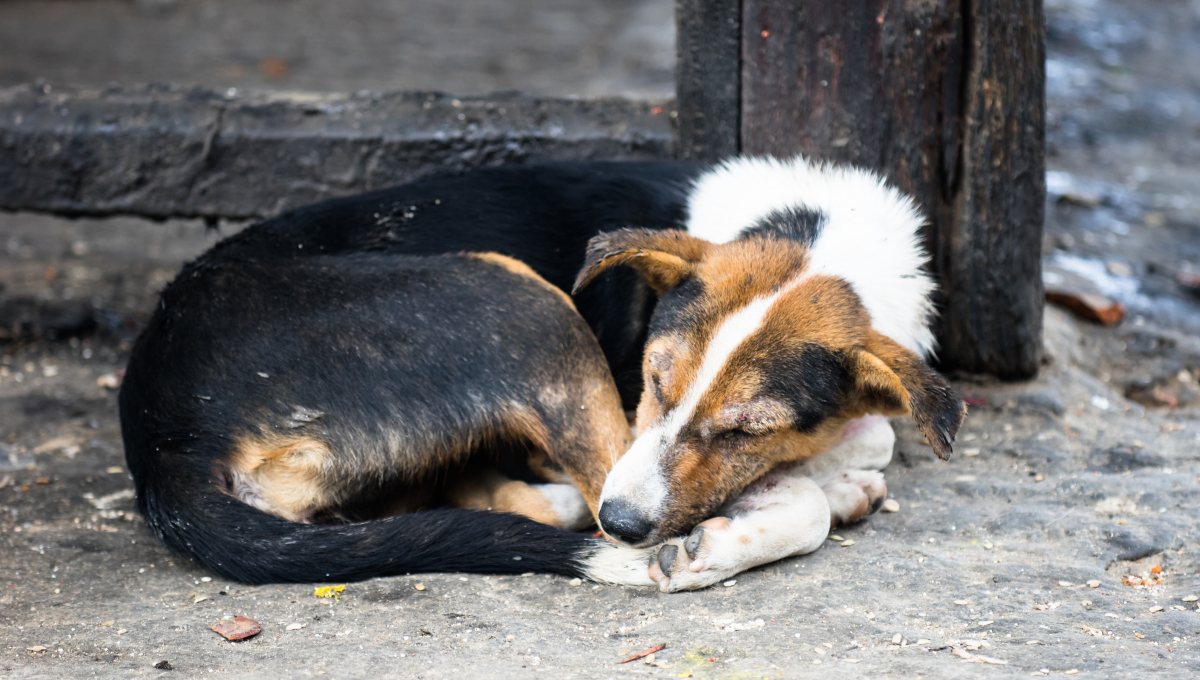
[211, 616, 261, 641]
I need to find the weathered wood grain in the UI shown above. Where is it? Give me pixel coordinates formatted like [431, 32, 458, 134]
[676, 0, 742, 160]
[726, 0, 1043, 378]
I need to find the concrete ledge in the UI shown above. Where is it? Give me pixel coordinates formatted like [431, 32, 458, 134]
[0, 84, 676, 221]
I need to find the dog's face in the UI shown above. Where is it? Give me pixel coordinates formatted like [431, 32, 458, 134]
[573, 229, 965, 546]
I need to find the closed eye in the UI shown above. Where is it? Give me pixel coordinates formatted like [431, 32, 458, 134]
[719, 427, 752, 441]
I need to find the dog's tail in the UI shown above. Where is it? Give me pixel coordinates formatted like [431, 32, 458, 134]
[134, 469, 652, 586]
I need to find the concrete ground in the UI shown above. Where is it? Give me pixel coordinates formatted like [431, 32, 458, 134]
[2, 0, 1200, 677]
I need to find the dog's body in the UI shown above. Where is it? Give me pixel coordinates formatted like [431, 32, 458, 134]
[121, 157, 964, 588]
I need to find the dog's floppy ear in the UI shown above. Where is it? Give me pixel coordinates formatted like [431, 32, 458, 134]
[572, 228, 711, 296]
[846, 330, 966, 460]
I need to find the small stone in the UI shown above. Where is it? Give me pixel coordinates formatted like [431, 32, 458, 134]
[26, 646, 46, 653]
[568, 578, 583, 587]
[1105, 613, 1118, 619]
[881, 499, 900, 513]
[891, 634, 902, 645]
[984, 543, 994, 550]
[286, 623, 306, 631]
[1087, 580, 1101, 588]
[1148, 606, 1163, 613]
[962, 448, 981, 456]
[1026, 640, 1041, 645]
[200, 577, 212, 582]
[101, 620, 115, 626]
[1034, 475, 1044, 482]
[105, 466, 124, 474]
[954, 600, 970, 605]
[723, 580, 737, 587]
[414, 583, 425, 591]
[154, 660, 173, 670]
[97, 373, 121, 390]
[117, 629, 128, 635]
[1065, 670, 1079, 675]
[978, 620, 993, 626]
[828, 534, 845, 542]
[210, 616, 262, 641]
[1134, 633, 1145, 639]
[1057, 581, 1074, 587]
[1182, 595, 1198, 602]
[840, 540, 856, 547]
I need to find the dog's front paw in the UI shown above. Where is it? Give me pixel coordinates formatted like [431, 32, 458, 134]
[646, 517, 741, 593]
[822, 469, 887, 527]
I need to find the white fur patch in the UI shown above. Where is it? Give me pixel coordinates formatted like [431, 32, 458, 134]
[581, 544, 656, 586]
[685, 156, 936, 357]
[533, 483, 593, 531]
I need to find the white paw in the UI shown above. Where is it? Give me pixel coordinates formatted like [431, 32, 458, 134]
[646, 517, 742, 592]
[822, 469, 887, 527]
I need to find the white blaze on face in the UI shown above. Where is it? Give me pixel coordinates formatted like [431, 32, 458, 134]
[599, 275, 807, 522]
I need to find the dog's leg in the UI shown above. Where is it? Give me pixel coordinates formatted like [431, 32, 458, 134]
[643, 469, 831, 592]
[789, 414, 893, 527]
[445, 468, 593, 530]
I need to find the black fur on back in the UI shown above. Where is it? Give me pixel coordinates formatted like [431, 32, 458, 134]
[739, 206, 826, 246]
[121, 161, 706, 584]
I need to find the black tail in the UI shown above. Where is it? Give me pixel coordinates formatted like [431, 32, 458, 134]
[137, 472, 600, 585]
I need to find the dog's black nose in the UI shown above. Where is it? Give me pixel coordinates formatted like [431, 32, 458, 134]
[598, 499, 653, 544]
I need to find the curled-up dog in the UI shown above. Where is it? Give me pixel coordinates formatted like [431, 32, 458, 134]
[120, 156, 965, 587]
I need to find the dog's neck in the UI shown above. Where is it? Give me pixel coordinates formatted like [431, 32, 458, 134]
[683, 156, 937, 358]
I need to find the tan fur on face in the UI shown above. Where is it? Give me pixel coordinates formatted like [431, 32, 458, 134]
[580, 230, 963, 540]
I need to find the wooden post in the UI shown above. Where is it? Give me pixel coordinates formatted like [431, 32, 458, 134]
[676, 0, 1045, 379]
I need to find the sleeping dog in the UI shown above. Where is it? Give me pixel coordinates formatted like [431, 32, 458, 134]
[120, 156, 965, 590]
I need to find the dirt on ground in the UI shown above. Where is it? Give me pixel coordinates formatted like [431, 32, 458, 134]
[2, 0, 1200, 677]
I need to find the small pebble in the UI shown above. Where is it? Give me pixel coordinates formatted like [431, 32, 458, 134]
[414, 583, 425, 591]
[881, 499, 900, 513]
[286, 623, 306, 631]
[1148, 606, 1163, 613]
[723, 580, 737, 587]
[840, 540, 855, 547]
[1034, 475, 1044, 482]
[954, 600, 970, 606]
[1134, 633, 1145, 639]
[1105, 613, 1118, 619]
[1057, 581, 1074, 587]
[568, 578, 583, 587]
[1065, 670, 1078, 676]
[117, 629, 128, 635]
[978, 620, 993, 626]
[106, 466, 124, 475]
[891, 634, 902, 645]
[828, 534, 845, 542]
[1026, 640, 1041, 645]
[1087, 580, 1101, 588]
[984, 543, 994, 550]
[1182, 595, 1198, 602]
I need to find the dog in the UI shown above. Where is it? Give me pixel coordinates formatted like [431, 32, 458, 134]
[119, 156, 965, 590]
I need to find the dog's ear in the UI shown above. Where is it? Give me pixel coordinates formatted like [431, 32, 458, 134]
[572, 228, 711, 296]
[846, 330, 966, 460]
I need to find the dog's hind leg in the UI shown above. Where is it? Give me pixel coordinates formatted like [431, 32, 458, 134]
[445, 468, 593, 530]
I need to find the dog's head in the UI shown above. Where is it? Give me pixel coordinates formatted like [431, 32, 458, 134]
[573, 228, 965, 546]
